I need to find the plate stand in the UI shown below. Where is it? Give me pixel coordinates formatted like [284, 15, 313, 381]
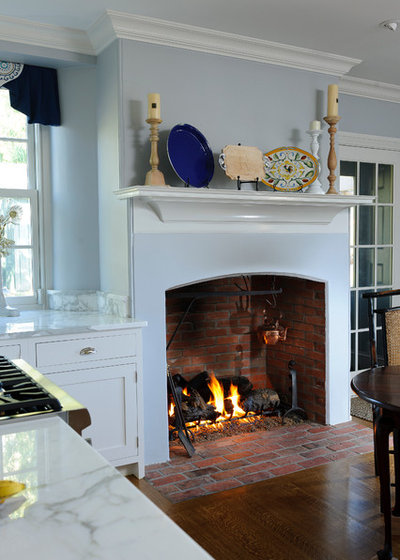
[236, 177, 260, 191]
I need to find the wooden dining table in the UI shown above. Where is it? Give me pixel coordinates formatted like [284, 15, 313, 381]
[351, 366, 400, 560]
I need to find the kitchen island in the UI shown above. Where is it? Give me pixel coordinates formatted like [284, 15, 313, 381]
[0, 416, 212, 559]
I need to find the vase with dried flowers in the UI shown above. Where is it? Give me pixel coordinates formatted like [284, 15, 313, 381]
[0, 204, 22, 316]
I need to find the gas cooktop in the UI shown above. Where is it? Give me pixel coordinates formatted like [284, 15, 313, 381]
[0, 356, 62, 418]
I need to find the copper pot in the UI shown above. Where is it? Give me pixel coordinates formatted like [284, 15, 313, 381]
[262, 330, 280, 345]
[260, 327, 288, 345]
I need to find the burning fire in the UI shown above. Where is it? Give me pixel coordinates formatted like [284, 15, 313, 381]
[228, 382, 246, 417]
[169, 372, 246, 428]
[169, 386, 188, 417]
[208, 372, 245, 420]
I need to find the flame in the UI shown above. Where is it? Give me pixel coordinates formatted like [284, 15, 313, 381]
[169, 373, 252, 431]
[169, 387, 187, 417]
[208, 372, 225, 419]
[227, 383, 246, 416]
[207, 373, 246, 420]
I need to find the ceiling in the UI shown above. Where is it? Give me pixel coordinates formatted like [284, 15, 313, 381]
[1, 0, 400, 85]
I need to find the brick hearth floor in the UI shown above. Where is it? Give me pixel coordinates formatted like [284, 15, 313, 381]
[145, 421, 374, 503]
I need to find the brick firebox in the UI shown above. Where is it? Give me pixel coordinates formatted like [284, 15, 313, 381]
[166, 274, 326, 424]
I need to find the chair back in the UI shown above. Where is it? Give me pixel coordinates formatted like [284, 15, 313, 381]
[363, 289, 400, 368]
[384, 308, 400, 366]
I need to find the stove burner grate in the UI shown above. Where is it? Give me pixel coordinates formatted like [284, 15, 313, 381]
[0, 357, 62, 417]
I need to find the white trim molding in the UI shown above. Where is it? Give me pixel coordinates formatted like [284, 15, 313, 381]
[116, 185, 373, 230]
[339, 131, 400, 152]
[88, 10, 361, 76]
[5, 8, 400, 105]
[340, 76, 400, 104]
[0, 14, 94, 56]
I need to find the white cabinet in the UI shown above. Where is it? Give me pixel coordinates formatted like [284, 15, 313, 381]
[0, 325, 145, 478]
[0, 343, 22, 360]
[46, 364, 139, 466]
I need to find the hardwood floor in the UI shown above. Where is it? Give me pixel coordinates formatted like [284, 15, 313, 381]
[130, 449, 400, 560]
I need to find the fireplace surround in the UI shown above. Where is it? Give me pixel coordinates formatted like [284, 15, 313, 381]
[117, 186, 373, 465]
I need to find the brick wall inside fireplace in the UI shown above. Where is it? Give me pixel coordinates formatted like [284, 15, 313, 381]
[166, 275, 326, 423]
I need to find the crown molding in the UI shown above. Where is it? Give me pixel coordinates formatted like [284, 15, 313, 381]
[339, 131, 400, 152]
[0, 14, 95, 56]
[88, 10, 361, 76]
[339, 75, 400, 104]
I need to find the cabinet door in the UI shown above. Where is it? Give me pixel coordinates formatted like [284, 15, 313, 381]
[47, 363, 138, 463]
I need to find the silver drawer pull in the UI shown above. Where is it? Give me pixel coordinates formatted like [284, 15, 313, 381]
[80, 347, 96, 356]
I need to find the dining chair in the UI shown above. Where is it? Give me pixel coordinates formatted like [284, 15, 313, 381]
[364, 289, 400, 369]
[362, 289, 400, 502]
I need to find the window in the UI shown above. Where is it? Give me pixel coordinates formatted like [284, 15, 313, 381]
[340, 139, 400, 379]
[0, 88, 41, 305]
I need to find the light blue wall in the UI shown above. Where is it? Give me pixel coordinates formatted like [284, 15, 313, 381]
[50, 65, 100, 290]
[119, 41, 332, 190]
[96, 42, 130, 297]
[47, 40, 400, 297]
[341, 94, 400, 138]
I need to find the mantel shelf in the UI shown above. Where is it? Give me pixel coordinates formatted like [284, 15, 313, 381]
[116, 185, 374, 225]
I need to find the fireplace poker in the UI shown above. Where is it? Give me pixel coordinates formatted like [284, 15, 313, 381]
[167, 365, 195, 457]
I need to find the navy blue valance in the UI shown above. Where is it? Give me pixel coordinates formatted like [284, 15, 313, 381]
[2, 63, 61, 126]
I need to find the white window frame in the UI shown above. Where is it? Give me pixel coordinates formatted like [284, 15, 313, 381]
[0, 98, 52, 309]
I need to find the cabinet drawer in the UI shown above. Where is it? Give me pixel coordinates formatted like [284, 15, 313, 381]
[0, 344, 21, 360]
[36, 332, 137, 367]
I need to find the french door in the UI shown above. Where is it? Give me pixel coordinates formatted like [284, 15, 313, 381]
[339, 138, 400, 378]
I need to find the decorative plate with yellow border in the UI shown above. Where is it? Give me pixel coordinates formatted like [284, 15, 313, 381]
[262, 147, 318, 191]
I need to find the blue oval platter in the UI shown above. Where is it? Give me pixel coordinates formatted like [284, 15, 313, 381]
[167, 124, 214, 188]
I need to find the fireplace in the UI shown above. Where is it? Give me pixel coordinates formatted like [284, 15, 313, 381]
[166, 274, 325, 424]
[117, 186, 373, 466]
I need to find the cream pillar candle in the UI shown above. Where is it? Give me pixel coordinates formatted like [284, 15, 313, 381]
[309, 120, 321, 130]
[327, 85, 339, 116]
[147, 93, 161, 119]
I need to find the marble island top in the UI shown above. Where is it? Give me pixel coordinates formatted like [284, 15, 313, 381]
[0, 310, 147, 338]
[0, 416, 212, 560]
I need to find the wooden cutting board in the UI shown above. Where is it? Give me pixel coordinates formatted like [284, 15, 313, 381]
[221, 145, 264, 181]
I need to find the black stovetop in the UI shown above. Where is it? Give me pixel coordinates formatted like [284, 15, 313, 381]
[0, 356, 62, 418]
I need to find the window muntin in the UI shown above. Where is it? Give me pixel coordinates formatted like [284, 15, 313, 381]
[340, 159, 395, 374]
[0, 89, 39, 302]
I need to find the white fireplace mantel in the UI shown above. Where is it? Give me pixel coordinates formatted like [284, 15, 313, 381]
[117, 185, 374, 227]
[119, 184, 373, 465]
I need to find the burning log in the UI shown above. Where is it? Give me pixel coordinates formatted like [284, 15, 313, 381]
[219, 376, 253, 398]
[187, 371, 211, 402]
[169, 371, 280, 425]
[172, 388, 220, 424]
[241, 388, 280, 415]
[172, 371, 253, 403]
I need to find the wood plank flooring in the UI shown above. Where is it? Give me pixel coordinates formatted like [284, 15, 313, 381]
[130, 450, 400, 560]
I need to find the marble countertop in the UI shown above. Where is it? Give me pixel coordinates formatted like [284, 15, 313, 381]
[0, 416, 212, 559]
[0, 310, 147, 338]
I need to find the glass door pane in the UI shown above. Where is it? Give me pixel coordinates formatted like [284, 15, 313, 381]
[340, 155, 395, 378]
[378, 164, 393, 203]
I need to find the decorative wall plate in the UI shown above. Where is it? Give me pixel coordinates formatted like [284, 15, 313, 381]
[262, 147, 318, 191]
[219, 145, 264, 181]
[167, 124, 214, 188]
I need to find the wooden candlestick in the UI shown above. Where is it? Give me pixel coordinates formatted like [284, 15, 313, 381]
[145, 117, 166, 186]
[323, 115, 341, 194]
